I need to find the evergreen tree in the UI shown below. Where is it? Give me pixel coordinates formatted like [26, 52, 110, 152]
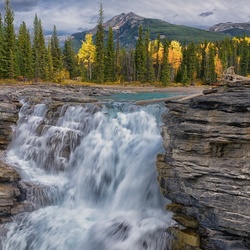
[239, 39, 249, 76]
[51, 25, 63, 72]
[181, 65, 189, 84]
[115, 35, 121, 82]
[63, 38, 78, 79]
[186, 42, 197, 84]
[121, 48, 135, 82]
[218, 38, 230, 71]
[155, 34, 162, 81]
[161, 39, 170, 85]
[104, 27, 115, 82]
[3, 0, 16, 78]
[205, 43, 216, 85]
[17, 21, 33, 78]
[145, 30, 155, 83]
[95, 3, 105, 83]
[32, 14, 47, 79]
[199, 41, 207, 80]
[135, 25, 146, 82]
[46, 41, 54, 80]
[0, 14, 5, 78]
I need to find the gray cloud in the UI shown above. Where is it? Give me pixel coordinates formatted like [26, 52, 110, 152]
[199, 12, 214, 18]
[1, 0, 250, 34]
[0, 0, 38, 12]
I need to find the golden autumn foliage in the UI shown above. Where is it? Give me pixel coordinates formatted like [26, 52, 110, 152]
[233, 36, 250, 44]
[77, 33, 96, 80]
[244, 37, 250, 44]
[168, 40, 182, 73]
[78, 33, 96, 64]
[214, 53, 223, 80]
[149, 40, 164, 64]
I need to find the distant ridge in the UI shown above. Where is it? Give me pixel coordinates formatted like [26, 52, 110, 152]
[72, 12, 229, 51]
[209, 22, 250, 36]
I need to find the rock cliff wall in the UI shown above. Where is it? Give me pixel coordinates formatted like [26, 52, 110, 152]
[0, 92, 34, 224]
[157, 86, 250, 249]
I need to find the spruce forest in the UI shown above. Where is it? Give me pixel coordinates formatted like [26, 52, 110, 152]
[1, 1, 250, 85]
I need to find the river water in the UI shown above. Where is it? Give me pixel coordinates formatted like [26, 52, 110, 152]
[1, 99, 174, 250]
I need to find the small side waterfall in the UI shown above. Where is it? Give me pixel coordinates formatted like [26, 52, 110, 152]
[2, 101, 174, 250]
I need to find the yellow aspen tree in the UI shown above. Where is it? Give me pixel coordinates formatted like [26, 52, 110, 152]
[214, 53, 223, 81]
[168, 40, 182, 80]
[77, 33, 96, 80]
[244, 37, 250, 44]
[149, 40, 164, 64]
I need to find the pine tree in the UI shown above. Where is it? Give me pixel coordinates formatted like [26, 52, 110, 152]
[104, 27, 115, 82]
[121, 48, 135, 82]
[0, 14, 5, 78]
[186, 42, 197, 84]
[135, 25, 146, 82]
[3, 0, 16, 78]
[145, 30, 155, 83]
[161, 39, 170, 86]
[95, 3, 105, 83]
[46, 41, 54, 80]
[239, 39, 249, 76]
[199, 41, 207, 80]
[32, 14, 47, 79]
[155, 34, 162, 81]
[204, 43, 216, 85]
[17, 21, 33, 78]
[63, 38, 78, 79]
[51, 25, 63, 72]
[115, 35, 121, 82]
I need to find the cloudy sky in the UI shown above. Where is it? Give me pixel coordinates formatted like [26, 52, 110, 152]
[0, 0, 250, 34]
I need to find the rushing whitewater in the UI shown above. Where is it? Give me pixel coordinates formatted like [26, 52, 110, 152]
[2, 101, 174, 250]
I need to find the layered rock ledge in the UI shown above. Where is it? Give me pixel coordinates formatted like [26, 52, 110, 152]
[157, 85, 250, 249]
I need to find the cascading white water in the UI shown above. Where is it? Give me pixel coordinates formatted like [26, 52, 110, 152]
[2, 101, 174, 250]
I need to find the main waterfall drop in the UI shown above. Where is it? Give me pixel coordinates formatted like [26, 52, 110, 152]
[2, 100, 174, 250]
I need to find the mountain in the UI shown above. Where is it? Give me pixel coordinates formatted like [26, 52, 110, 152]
[209, 22, 250, 36]
[71, 12, 229, 52]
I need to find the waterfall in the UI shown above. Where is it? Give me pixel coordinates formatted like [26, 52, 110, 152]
[2, 101, 174, 250]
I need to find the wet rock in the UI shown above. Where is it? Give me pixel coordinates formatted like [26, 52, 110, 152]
[0, 161, 21, 182]
[0, 160, 22, 218]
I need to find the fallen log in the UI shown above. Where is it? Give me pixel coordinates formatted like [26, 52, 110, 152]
[136, 95, 186, 105]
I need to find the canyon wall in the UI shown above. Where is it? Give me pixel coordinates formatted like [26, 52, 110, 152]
[0, 92, 33, 223]
[157, 86, 250, 249]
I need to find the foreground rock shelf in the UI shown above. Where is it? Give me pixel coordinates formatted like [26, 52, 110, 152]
[157, 85, 250, 249]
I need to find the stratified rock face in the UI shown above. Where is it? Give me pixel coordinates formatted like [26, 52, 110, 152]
[0, 92, 35, 223]
[0, 94, 20, 150]
[157, 86, 250, 250]
[0, 160, 34, 223]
